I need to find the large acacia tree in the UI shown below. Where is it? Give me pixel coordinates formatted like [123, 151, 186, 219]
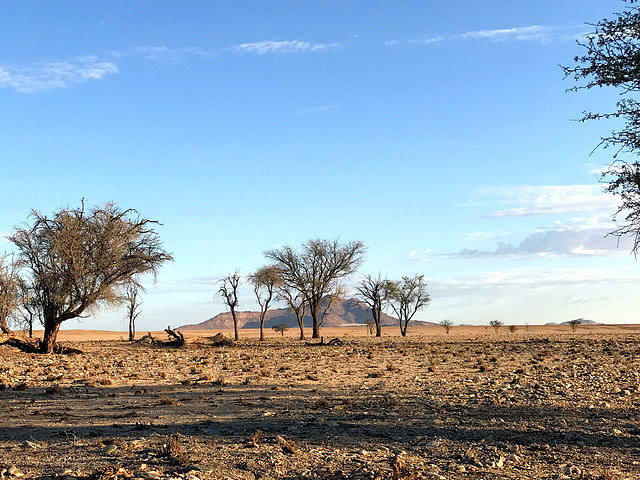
[266, 239, 365, 339]
[9, 202, 173, 353]
[564, 1, 640, 254]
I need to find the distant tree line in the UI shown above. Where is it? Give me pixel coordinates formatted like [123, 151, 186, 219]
[1, 202, 432, 353]
[217, 238, 431, 340]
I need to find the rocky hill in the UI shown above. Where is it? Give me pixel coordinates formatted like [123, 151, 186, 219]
[545, 318, 601, 326]
[178, 297, 433, 330]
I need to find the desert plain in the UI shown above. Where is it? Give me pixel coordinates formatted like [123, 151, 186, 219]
[1, 324, 639, 480]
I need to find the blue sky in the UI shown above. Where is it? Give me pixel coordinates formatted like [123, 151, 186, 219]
[1, 1, 638, 331]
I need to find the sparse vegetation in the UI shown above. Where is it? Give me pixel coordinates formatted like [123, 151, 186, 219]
[387, 275, 430, 337]
[0, 330, 636, 478]
[490, 319, 503, 334]
[9, 201, 172, 353]
[272, 323, 288, 336]
[0, 253, 22, 335]
[364, 318, 375, 335]
[265, 239, 365, 338]
[217, 271, 241, 341]
[439, 318, 454, 334]
[249, 265, 282, 341]
[357, 274, 394, 337]
[569, 319, 581, 332]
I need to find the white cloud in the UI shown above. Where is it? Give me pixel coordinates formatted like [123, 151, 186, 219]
[390, 25, 588, 47]
[131, 46, 208, 64]
[455, 215, 631, 258]
[484, 185, 618, 217]
[233, 40, 341, 55]
[431, 266, 640, 298]
[0, 56, 118, 93]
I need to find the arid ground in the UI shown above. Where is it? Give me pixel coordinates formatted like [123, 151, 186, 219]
[1, 325, 639, 479]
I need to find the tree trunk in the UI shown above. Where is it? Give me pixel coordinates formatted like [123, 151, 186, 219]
[297, 314, 305, 340]
[40, 318, 61, 354]
[374, 306, 382, 337]
[259, 318, 264, 341]
[400, 320, 407, 337]
[231, 306, 239, 341]
[129, 315, 135, 342]
[0, 314, 12, 335]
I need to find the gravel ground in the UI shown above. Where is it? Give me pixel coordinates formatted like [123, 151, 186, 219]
[0, 332, 639, 479]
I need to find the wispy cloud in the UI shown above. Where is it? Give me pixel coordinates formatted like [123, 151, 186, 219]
[389, 25, 588, 47]
[293, 105, 335, 116]
[233, 40, 341, 55]
[0, 56, 118, 93]
[131, 46, 208, 64]
[484, 185, 617, 218]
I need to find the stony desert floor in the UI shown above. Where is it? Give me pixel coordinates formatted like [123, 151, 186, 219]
[1, 325, 640, 479]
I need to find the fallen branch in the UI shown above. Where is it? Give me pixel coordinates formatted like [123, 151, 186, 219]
[164, 326, 185, 347]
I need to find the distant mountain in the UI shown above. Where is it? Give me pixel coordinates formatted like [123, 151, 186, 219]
[560, 318, 600, 325]
[178, 297, 435, 330]
[545, 318, 601, 326]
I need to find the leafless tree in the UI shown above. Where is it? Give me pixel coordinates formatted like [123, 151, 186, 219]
[272, 323, 288, 337]
[125, 283, 142, 342]
[217, 271, 241, 341]
[357, 274, 393, 337]
[265, 239, 365, 339]
[568, 319, 581, 333]
[277, 285, 307, 340]
[249, 265, 282, 341]
[439, 319, 453, 334]
[490, 319, 503, 334]
[0, 253, 23, 334]
[364, 318, 375, 335]
[9, 201, 173, 353]
[387, 275, 430, 337]
[15, 283, 41, 338]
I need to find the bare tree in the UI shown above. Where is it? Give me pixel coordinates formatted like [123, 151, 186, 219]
[278, 285, 307, 340]
[125, 283, 142, 342]
[439, 319, 453, 334]
[357, 274, 393, 337]
[217, 271, 241, 341]
[0, 253, 23, 334]
[490, 319, 503, 334]
[249, 266, 282, 341]
[9, 201, 173, 353]
[364, 318, 375, 335]
[387, 275, 430, 337]
[272, 323, 288, 337]
[568, 319, 581, 333]
[16, 283, 41, 338]
[265, 239, 365, 338]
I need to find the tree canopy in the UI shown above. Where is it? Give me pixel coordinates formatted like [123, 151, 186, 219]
[564, 1, 640, 254]
[9, 202, 172, 353]
[265, 239, 365, 338]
